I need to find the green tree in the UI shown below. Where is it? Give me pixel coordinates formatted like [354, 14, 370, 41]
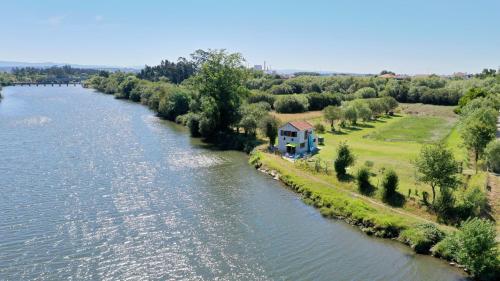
[334, 142, 355, 177]
[323, 105, 342, 130]
[192, 50, 248, 136]
[355, 103, 372, 122]
[414, 143, 459, 205]
[343, 106, 358, 125]
[273, 95, 309, 113]
[382, 169, 399, 200]
[354, 87, 377, 98]
[158, 88, 191, 120]
[460, 107, 497, 171]
[238, 102, 269, 136]
[260, 115, 280, 147]
[485, 140, 500, 173]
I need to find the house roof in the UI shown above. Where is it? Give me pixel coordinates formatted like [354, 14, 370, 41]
[288, 121, 314, 131]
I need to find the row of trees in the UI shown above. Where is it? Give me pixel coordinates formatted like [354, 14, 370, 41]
[322, 97, 398, 130]
[9, 65, 102, 83]
[85, 49, 283, 152]
[246, 70, 500, 106]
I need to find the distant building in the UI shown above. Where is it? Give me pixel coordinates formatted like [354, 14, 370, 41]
[253, 65, 263, 71]
[277, 121, 317, 156]
[378, 73, 396, 79]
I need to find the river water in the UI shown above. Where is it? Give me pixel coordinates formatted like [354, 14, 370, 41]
[0, 86, 466, 280]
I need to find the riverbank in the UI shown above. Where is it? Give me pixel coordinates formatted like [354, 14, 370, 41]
[249, 150, 470, 268]
[1, 85, 470, 281]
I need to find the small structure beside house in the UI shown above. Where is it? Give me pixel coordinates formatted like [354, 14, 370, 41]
[277, 121, 317, 157]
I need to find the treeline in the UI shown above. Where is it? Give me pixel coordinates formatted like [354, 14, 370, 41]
[0, 65, 103, 84]
[245, 70, 500, 107]
[84, 50, 281, 152]
[137, 49, 211, 83]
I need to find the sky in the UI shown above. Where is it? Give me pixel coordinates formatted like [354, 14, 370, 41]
[0, 0, 499, 74]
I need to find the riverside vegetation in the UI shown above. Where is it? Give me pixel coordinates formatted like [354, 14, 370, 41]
[79, 49, 499, 280]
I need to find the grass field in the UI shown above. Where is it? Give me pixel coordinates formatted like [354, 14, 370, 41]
[268, 103, 486, 221]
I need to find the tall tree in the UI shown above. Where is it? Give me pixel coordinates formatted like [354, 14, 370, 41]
[460, 108, 497, 172]
[192, 50, 248, 136]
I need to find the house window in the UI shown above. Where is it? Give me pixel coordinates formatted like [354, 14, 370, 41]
[291, 132, 297, 137]
[300, 143, 305, 148]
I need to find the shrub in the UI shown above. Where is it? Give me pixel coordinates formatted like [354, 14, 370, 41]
[355, 87, 377, 99]
[455, 218, 498, 279]
[485, 140, 500, 173]
[431, 232, 459, 260]
[399, 223, 444, 254]
[273, 95, 310, 113]
[314, 123, 325, 134]
[307, 92, 341, 110]
[248, 91, 276, 108]
[382, 169, 399, 199]
[356, 166, 372, 193]
[455, 186, 487, 220]
[260, 115, 280, 147]
[187, 113, 201, 137]
[158, 89, 190, 120]
[175, 113, 190, 125]
[334, 142, 355, 177]
[270, 83, 294, 95]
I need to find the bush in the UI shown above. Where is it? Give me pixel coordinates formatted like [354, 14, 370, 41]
[334, 142, 355, 177]
[175, 113, 190, 125]
[270, 83, 294, 95]
[273, 95, 310, 113]
[314, 123, 325, 134]
[355, 87, 377, 99]
[485, 140, 500, 173]
[399, 223, 444, 254]
[248, 91, 276, 108]
[455, 218, 498, 279]
[187, 113, 201, 137]
[431, 232, 459, 260]
[158, 89, 190, 120]
[455, 186, 487, 220]
[307, 92, 341, 110]
[382, 169, 399, 199]
[356, 166, 372, 193]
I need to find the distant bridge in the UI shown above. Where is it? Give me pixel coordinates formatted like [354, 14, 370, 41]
[10, 82, 82, 87]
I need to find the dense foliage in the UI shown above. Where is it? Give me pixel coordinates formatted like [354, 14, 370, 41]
[9, 65, 101, 83]
[246, 70, 499, 106]
[433, 218, 498, 280]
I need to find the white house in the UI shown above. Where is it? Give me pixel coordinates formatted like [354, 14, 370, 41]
[277, 121, 317, 156]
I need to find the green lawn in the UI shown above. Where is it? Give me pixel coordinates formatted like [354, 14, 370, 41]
[309, 107, 463, 216]
[366, 115, 455, 143]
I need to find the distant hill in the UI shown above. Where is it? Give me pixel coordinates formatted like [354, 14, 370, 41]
[0, 61, 140, 73]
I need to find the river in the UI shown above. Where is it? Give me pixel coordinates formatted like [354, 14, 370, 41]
[0, 86, 466, 280]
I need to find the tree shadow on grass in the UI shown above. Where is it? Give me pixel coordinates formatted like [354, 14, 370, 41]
[336, 173, 354, 182]
[359, 184, 377, 197]
[383, 192, 406, 207]
[330, 130, 347, 135]
[357, 123, 375, 128]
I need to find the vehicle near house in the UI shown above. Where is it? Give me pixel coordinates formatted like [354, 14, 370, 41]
[277, 121, 317, 157]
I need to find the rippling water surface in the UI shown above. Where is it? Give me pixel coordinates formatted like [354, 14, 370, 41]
[0, 86, 467, 280]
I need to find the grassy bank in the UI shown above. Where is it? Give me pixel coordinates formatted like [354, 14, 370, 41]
[250, 151, 452, 252]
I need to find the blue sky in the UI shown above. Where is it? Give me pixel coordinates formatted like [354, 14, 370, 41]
[1, 0, 499, 74]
